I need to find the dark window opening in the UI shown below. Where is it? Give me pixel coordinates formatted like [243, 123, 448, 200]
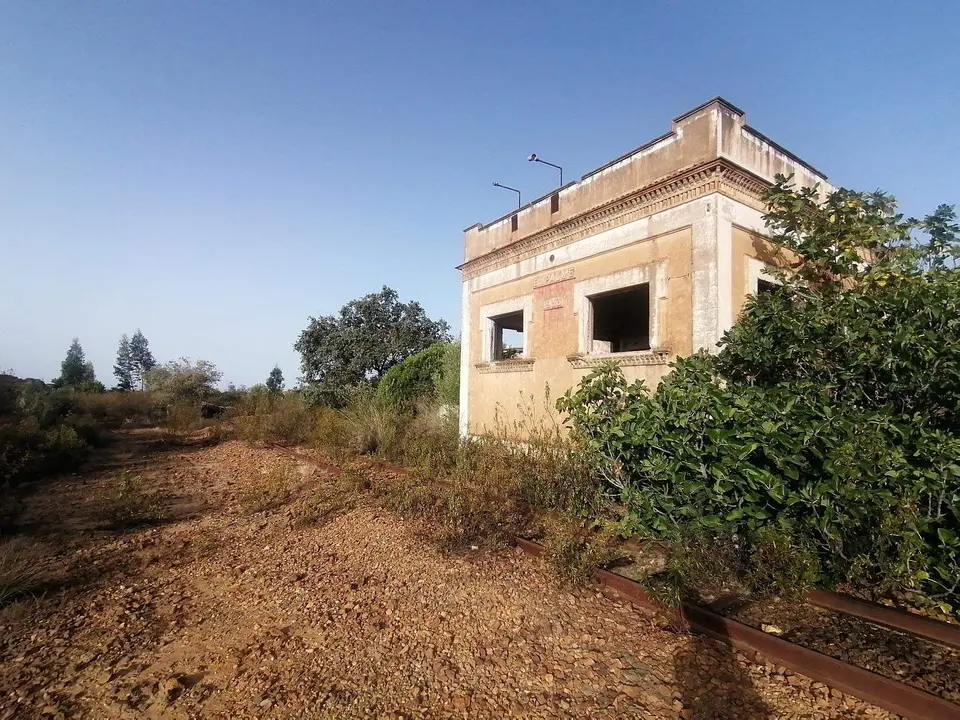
[589, 284, 650, 353]
[511, 214, 518, 232]
[550, 193, 560, 214]
[757, 279, 779, 295]
[492, 311, 524, 360]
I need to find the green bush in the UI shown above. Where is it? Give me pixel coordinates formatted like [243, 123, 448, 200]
[145, 358, 222, 408]
[377, 343, 449, 409]
[559, 179, 960, 615]
[98, 472, 164, 529]
[64, 413, 103, 447]
[561, 357, 960, 612]
[717, 275, 960, 431]
[0, 379, 151, 487]
[0, 420, 89, 486]
[434, 341, 461, 407]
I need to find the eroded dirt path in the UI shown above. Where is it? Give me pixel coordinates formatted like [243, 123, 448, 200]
[0, 432, 891, 719]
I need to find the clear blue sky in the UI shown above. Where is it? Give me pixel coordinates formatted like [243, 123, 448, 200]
[1, 1, 957, 387]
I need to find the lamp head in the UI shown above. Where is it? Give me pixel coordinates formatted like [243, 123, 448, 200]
[527, 154, 538, 162]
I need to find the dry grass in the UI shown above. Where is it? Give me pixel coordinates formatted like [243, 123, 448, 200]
[235, 393, 314, 447]
[72, 391, 158, 427]
[293, 466, 370, 527]
[235, 386, 609, 568]
[310, 407, 353, 459]
[240, 466, 296, 513]
[375, 431, 595, 552]
[339, 399, 400, 456]
[545, 526, 623, 586]
[98, 472, 165, 529]
[0, 538, 45, 604]
[0, 490, 22, 534]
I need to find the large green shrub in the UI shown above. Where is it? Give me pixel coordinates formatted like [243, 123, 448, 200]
[560, 360, 960, 608]
[377, 342, 450, 409]
[145, 358, 222, 407]
[716, 274, 960, 430]
[559, 177, 960, 613]
[434, 342, 461, 407]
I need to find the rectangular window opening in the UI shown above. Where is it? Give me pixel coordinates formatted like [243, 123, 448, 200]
[550, 193, 559, 214]
[589, 284, 650, 353]
[511, 214, 518, 232]
[492, 310, 524, 360]
[757, 279, 779, 295]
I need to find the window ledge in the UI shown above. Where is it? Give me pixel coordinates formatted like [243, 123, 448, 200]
[475, 358, 536, 374]
[567, 349, 671, 369]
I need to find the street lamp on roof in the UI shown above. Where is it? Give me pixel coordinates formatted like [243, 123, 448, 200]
[492, 182, 521, 209]
[527, 153, 563, 186]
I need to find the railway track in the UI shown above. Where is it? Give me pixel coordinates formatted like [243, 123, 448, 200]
[517, 538, 960, 720]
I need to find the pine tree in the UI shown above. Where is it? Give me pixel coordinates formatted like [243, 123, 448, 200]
[113, 334, 134, 391]
[129, 330, 156, 391]
[57, 338, 96, 387]
[265, 366, 284, 393]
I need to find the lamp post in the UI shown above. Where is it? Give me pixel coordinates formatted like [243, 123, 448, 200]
[492, 182, 521, 209]
[527, 154, 563, 186]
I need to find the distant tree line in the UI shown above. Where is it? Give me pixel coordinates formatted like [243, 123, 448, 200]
[38, 283, 450, 406]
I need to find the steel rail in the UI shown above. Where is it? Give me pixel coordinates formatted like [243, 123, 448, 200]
[515, 539, 960, 720]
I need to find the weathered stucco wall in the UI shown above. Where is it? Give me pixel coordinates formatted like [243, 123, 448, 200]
[465, 228, 691, 435]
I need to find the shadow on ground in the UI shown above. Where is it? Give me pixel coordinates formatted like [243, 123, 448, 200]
[674, 627, 771, 719]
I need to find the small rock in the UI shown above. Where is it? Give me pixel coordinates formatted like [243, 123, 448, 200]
[161, 678, 180, 694]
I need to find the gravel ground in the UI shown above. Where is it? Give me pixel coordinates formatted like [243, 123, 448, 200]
[0, 433, 896, 719]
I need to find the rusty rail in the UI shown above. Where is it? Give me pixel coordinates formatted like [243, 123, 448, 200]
[807, 589, 960, 652]
[515, 539, 960, 720]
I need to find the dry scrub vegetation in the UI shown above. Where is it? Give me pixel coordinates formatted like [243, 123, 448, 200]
[229, 388, 622, 587]
[0, 538, 45, 604]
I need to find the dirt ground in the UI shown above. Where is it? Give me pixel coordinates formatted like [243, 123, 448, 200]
[0, 430, 894, 719]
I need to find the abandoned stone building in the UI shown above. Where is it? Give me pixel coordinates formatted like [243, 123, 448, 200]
[458, 98, 833, 437]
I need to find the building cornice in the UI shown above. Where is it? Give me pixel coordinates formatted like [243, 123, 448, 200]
[459, 159, 768, 281]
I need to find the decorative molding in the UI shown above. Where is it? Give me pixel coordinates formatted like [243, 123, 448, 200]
[717, 164, 767, 213]
[533, 267, 575, 288]
[566, 350, 672, 369]
[460, 159, 768, 280]
[475, 359, 536, 374]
